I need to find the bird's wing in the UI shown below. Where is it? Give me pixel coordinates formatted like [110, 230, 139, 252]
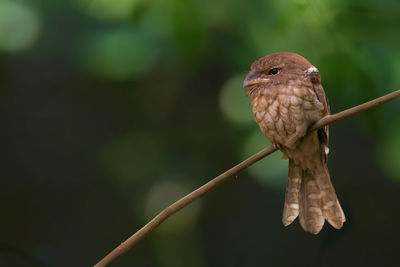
[312, 83, 330, 158]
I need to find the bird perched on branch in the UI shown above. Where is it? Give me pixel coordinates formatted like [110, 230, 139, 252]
[243, 52, 345, 234]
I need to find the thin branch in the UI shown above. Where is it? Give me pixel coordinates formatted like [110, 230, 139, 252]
[95, 89, 400, 267]
[311, 90, 400, 131]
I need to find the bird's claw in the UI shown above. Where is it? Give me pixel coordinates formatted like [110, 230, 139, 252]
[273, 144, 281, 150]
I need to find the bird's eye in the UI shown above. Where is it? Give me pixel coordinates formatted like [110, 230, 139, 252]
[268, 68, 280, 75]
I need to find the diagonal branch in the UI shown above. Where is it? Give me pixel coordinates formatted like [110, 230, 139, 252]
[94, 89, 400, 267]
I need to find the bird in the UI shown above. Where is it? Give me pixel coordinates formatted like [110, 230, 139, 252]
[243, 52, 345, 234]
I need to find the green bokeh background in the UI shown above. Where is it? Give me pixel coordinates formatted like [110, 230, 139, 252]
[1, 0, 400, 266]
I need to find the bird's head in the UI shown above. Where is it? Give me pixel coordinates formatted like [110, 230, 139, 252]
[244, 52, 320, 96]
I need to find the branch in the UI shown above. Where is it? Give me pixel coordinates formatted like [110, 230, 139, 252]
[94, 89, 400, 267]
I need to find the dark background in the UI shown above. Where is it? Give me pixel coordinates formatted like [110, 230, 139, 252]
[1, 0, 400, 266]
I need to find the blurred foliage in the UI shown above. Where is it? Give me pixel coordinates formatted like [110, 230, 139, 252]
[241, 129, 288, 190]
[2, 0, 400, 266]
[0, 1, 42, 52]
[79, 27, 157, 80]
[77, 0, 137, 21]
[378, 118, 400, 182]
[219, 74, 253, 125]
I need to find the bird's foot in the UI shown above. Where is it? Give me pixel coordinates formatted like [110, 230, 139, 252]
[273, 143, 281, 150]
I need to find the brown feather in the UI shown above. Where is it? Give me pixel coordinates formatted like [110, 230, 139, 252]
[282, 160, 301, 226]
[298, 169, 325, 234]
[244, 52, 345, 234]
[314, 164, 346, 229]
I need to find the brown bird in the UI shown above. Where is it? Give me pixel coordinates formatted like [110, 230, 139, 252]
[243, 52, 345, 234]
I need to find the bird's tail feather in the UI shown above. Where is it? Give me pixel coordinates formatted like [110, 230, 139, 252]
[298, 169, 325, 234]
[315, 164, 346, 229]
[282, 159, 301, 226]
[282, 159, 345, 234]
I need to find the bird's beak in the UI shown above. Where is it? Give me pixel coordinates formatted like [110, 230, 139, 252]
[243, 75, 270, 88]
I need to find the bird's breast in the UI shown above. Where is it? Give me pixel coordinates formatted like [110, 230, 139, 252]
[251, 85, 324, 146]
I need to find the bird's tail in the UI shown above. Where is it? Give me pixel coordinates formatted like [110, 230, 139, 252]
[282, 159, 345, 234]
